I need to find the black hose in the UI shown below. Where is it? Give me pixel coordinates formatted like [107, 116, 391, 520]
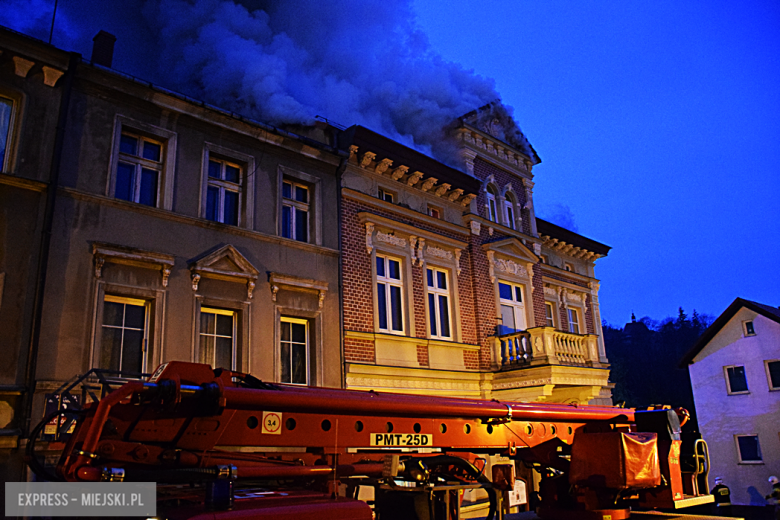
[406, 455, 498, 520]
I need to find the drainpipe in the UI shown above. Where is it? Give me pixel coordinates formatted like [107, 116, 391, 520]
[335, 152, 348, 389]
[21, 52, 80, 448]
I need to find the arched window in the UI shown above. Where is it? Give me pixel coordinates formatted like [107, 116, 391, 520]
[486, 185, 499, 223]
[504, 192, 517, 230]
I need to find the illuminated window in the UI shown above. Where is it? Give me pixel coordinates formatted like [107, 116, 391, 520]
[100, 295, 148, 373]
[280, 317, 309, 385]
[281, 180, 309, 242]
[545, 302, 557, 328]
[568, 308, 581, 334]
[376, 254, 404, 334]
[499, 281, 526, 334]
[427, 267, 451, 339]
[206, 157, 241, 226]
[724, 365, 749, 394]
[199, 307, 236, 370]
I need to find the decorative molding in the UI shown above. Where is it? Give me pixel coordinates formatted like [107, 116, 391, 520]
[346, 376, 480, 392]
[390, 165, 408, 181]
[365, 222, 375, 254]
[419, 177, 437, 192]
[406, 171, 424, 186]
[426, 245, 452, 260]
[268, 272, 328, 307]
[318, 291, 326, 308]
[544, 286, 557, 297]
[493, 258, 529, 278]
[376, 231, 406, 248]
[191, 273, 201, 291]
[247, 280, 255, 299]
[409, 236, 418, 265]
[533, 243, 542, 256]
[486, 251, 496, 283]
[567, 292, 583, 303]
[375, 158, 393, 175]
[360, 151, 376, 168]
[434, 183, 451, 197]
[348, 145, 359, 162]
[189, 244, 259, 299]
[271, 284, 279, 302]
[470, 220, 481, 235]
[92, 242, 175, 287]
[447, 188, 464, 201]
[417, 238, 426, 265]
[41, 66, 64, 87]
[455, 250, 462, 276]
[460, 193, 477, 207]
[12, 56, 34, 77]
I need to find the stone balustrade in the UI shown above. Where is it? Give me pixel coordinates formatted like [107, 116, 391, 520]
[494, 327, 601, 370]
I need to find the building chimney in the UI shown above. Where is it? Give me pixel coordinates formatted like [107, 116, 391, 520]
[91, 31, 116, 68]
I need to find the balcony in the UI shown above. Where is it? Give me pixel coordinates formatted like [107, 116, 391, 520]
[495, 327, 602, 370]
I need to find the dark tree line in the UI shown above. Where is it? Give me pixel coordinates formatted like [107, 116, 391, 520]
[604, 308, 713, 428]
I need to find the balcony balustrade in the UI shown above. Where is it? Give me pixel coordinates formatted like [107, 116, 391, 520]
[494, 327, 601, 370]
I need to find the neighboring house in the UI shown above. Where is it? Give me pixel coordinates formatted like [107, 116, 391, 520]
[337, 103, 613, 405]
[0, 27, 343, 483]
[681, 298, 780, 505]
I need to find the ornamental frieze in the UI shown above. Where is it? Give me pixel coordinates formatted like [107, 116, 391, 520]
[426, 245, 452, 260]
[375, 231, 406, 248]
[493, 258, 529, 278]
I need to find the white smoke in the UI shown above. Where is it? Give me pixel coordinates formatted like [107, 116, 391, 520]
[539, 203, 579, 233]
[2, 0, 529, 161]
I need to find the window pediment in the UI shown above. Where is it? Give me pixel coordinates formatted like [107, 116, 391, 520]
[268, 272, 329, 308]
[189, 245, 259, 299]
[482, 237, 539, 264]
[92, 242, 174, 287]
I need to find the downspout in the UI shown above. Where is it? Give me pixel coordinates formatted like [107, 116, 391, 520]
[335, 152, 348, 389]
[21, 52, 80, 445]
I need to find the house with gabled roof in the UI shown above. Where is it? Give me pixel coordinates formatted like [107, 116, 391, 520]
[680, 298, 780, 505]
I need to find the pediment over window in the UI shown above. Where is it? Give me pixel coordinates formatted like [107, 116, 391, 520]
[482, 238, 539, 284]
[92, 242, 175, 287]
[268, 272, 329, 308]
[189, 245, 259, 299]
[482, 238, 539, 264]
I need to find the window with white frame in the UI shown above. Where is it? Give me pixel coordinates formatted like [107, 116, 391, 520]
[724, 365, 749, 394]
[378, 187, 394, 203]
[743, 320, 756, 336]
[0, 95, 16, 170]
[765, 360, 780, 390]
[199, 307, 236, 370]
[568, 308, 581, 334]
[486, 185, 499, 223]
[281, 179, 309, 242]
[376, 254, 404, 334]
[498, 281, 526, 334]
[99, 295, 149, 373]
[115, 131, 164, 206]
[280, 317, 309, 385]
[427, 267, 452, 339]
[735, 434, 763, 463]
[503, 195, 516, 229]
[206, 157, 241, 226]
[545, 302, 557, 328]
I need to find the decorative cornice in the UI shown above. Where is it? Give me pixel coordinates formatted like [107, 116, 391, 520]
[376, 230, 407, 248]
[268, 272, 328, 306]
[189, 244, 259, 299]
[426, 245, 452, 260]
[356, 211, 468, 248]
[92, 242, 174, 287]
[493, 258, 529, 279]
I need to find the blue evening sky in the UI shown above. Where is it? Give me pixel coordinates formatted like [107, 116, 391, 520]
[413, 0, 780, 325]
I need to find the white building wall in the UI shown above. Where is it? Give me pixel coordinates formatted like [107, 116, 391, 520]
[689, 308, 780, 505]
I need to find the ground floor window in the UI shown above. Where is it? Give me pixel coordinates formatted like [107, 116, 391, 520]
[100, 295, 148, 373]
[280, 317, 309, 385]
[199, 307, 236, 370]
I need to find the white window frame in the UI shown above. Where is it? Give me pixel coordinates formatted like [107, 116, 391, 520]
[108, 115, 176, 210]
[198, 307, 237, 370]
[734, 434, 763, 464]
[99, 295, 150, 373]
[426, 266, 452, 340]
[486, 186, 499, 223]
[568, 307, 581, 334]
[378, 187, 394, 203]
[279, 317, 310, 385]
[0, 90, 21, 173]
[724, 365, 750, 395]
[503, 199, 516, 230]
[201, 143, 255, 228]
[545, 302, 557, 328]
[764, 359, 780, 391]
[278, 166, 322, 245]
[498, 280, 527, 333]
[743, 320, 756, 336]
[376, 254, 405, 335]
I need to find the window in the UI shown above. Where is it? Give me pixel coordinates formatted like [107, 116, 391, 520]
[503, 196, 516, 229]
[735, 435, 763, 463]
[765, 360, 780, 390]
[281, 180, 309, 242]
[545, 302, 557, 328]
[99, 295, 148, 373]
[498, 281, 526, 334]
[115, 131, 163, 206]
[427, 267, 451, 339]
[428, 206, 441, 219]
[0, 95, 15, 170]
[743, 320, 756, 336]
[378, 188, 394, 203]
[199, 307, 236, 370]
[568, 308, 581, 334]
[564, 262, 574, 272]
[486, 185, 499, 223]
[725, 365, 749, 394]
[376, 255, 404, 333]
[206, 157, 241, 225]
[280, 317, 309, 385]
